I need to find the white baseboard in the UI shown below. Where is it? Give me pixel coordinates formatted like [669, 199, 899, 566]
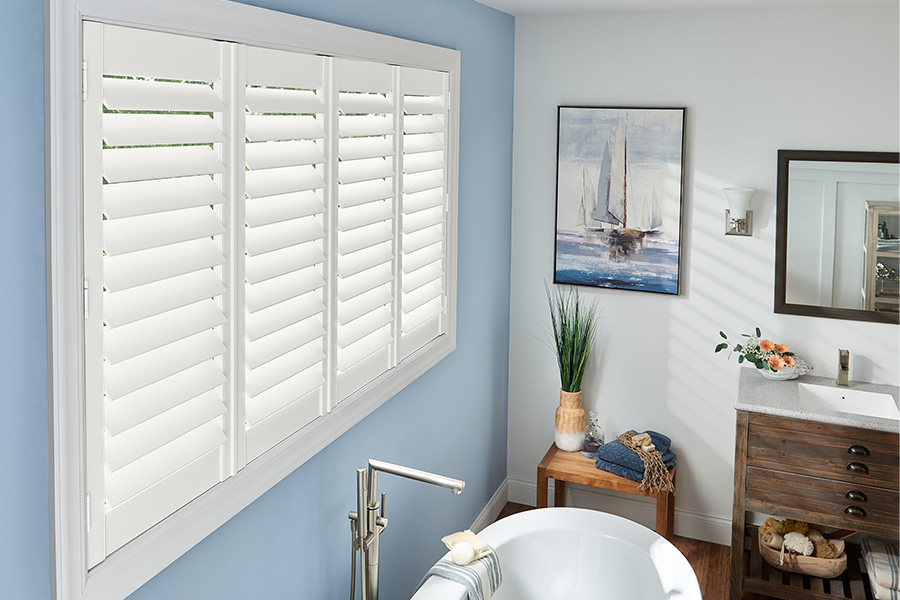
[470, 478, 510, 532]
[507, 476, 731, 546]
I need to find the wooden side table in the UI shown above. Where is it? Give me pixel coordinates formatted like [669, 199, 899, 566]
[536, 443, 676, 539]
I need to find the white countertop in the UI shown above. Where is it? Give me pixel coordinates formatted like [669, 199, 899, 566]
[735, 368, 900, 434]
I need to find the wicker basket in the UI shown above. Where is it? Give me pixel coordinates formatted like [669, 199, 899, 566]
[757, 528, 848, 579]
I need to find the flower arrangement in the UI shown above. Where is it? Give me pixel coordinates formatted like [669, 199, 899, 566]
[714, 327, 796, 372]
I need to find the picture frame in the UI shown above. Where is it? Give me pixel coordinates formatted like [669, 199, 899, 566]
[554, 106, 686, 295]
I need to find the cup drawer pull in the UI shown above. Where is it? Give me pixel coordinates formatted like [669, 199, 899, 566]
[847, 445, 870, 457]
[847, 462, 869, 474]
[845, 490, 868, 502]
[844, 505, 867, 518]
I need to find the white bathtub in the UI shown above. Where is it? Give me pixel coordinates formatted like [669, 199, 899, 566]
[411, 507, 701, 600]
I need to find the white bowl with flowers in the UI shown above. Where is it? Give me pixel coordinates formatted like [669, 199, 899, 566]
[715, 327, 813, 380]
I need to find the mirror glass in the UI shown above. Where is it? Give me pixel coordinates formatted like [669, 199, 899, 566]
[775, 150, 900, 324]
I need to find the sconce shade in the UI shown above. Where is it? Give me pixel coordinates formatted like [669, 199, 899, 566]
[723, 187, 755, 214]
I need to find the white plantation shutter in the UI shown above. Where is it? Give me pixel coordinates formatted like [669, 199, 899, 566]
[79, 19, 456, 576]
[335, 60, 397, 401]
[242, 47, 328, 462]
[82, 22, 231, 566]
[400, 67, 448, 359]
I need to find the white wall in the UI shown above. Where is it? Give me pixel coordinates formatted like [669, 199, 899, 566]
[507, 6, 899, 544]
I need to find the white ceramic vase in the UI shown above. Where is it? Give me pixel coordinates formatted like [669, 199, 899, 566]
[554, 389, 586, 452]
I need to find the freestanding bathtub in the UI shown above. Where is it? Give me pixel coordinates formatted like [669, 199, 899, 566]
[411, 507, 701, 600]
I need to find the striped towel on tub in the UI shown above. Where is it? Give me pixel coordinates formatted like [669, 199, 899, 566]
[416, 546, 502, 600]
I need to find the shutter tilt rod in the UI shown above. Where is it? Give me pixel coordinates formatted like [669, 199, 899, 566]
[83, 279, 89, 319]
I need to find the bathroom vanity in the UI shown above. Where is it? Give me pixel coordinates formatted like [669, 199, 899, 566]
[729, 369, 900, 600]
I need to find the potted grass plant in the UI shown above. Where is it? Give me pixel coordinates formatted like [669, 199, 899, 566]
[547, 284, 601, 451]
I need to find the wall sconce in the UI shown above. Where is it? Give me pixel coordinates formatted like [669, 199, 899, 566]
[723, 187, 754, 236]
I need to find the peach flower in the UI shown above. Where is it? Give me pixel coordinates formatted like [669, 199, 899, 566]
[767, 355, 785, 371]
[784, 356, 796, 367]
[775, 343, 789, 354]
[759, 339, 775, 352]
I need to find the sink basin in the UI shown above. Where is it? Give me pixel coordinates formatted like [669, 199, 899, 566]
[796, 383, 900, 421]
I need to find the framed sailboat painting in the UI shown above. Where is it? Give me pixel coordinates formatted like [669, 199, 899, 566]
[554, 106, 686, 294]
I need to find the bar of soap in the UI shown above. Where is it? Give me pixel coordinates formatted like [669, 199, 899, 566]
[450, 541, 475, 565]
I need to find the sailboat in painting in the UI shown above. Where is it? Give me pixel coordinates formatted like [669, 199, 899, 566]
[582, 115, 662, 259]
[639, 188, 663, 233]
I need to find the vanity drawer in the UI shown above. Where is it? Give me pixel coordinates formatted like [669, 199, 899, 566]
[747, 418, 899, 489]
[746, 466, 899, 536]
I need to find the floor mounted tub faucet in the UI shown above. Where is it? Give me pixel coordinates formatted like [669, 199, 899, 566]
[349, 459, 465, 600]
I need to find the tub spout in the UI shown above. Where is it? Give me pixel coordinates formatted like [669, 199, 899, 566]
[367, 459, 465, 505]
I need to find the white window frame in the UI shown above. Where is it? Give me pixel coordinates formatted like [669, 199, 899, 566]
[46, 2, 459, 599]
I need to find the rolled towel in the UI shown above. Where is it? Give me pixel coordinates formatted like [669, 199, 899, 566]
[861, 538, 900, 593]
[416, 545, 502, 600]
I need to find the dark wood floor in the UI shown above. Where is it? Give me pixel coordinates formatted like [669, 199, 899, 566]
[495, 502, 731, 600]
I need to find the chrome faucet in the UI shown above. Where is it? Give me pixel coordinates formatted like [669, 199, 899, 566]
[838, 349, 850, 387]
[349, 460, 465, 600]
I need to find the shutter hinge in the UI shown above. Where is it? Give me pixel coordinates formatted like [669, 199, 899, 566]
[83, 279, 89, 319]
[82, 61, 88, 101]
[85, 493, 91, 534]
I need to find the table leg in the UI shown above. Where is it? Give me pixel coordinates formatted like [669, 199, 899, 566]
[554, 479, 566, 507]
[655, 489, 674, 539]
[536, 464, 548, 508]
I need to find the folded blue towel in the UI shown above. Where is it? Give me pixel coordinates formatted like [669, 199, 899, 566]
[416, 545, 502, 600]
[596, 454, 676, 482]
[594, 431, 675, 474]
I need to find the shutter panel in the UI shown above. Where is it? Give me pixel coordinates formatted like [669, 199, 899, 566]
[336, 60, 396, 401]
[83, 23, 230, 565]
[243, 47, 327, 461]
[400, 67, 448, 359]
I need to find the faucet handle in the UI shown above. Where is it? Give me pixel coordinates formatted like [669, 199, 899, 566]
[380, 492, 386, 518]
[839, 349, 850, 371]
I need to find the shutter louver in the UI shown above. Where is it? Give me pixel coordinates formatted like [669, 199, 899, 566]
[85, 24, 230, 563]
[243, 47, 327, 461]
[336, 60, 396, 401]
[400, 67, 448, 359]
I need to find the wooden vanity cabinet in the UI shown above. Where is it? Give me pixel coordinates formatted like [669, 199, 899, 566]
[730, 410, 900, 600]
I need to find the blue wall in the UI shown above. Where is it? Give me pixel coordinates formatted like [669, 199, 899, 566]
[3, 1, 514, 598]
[1, 0, 50, 598]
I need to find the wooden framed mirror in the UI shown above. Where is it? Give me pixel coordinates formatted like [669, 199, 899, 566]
[775, 149, 900, 324]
